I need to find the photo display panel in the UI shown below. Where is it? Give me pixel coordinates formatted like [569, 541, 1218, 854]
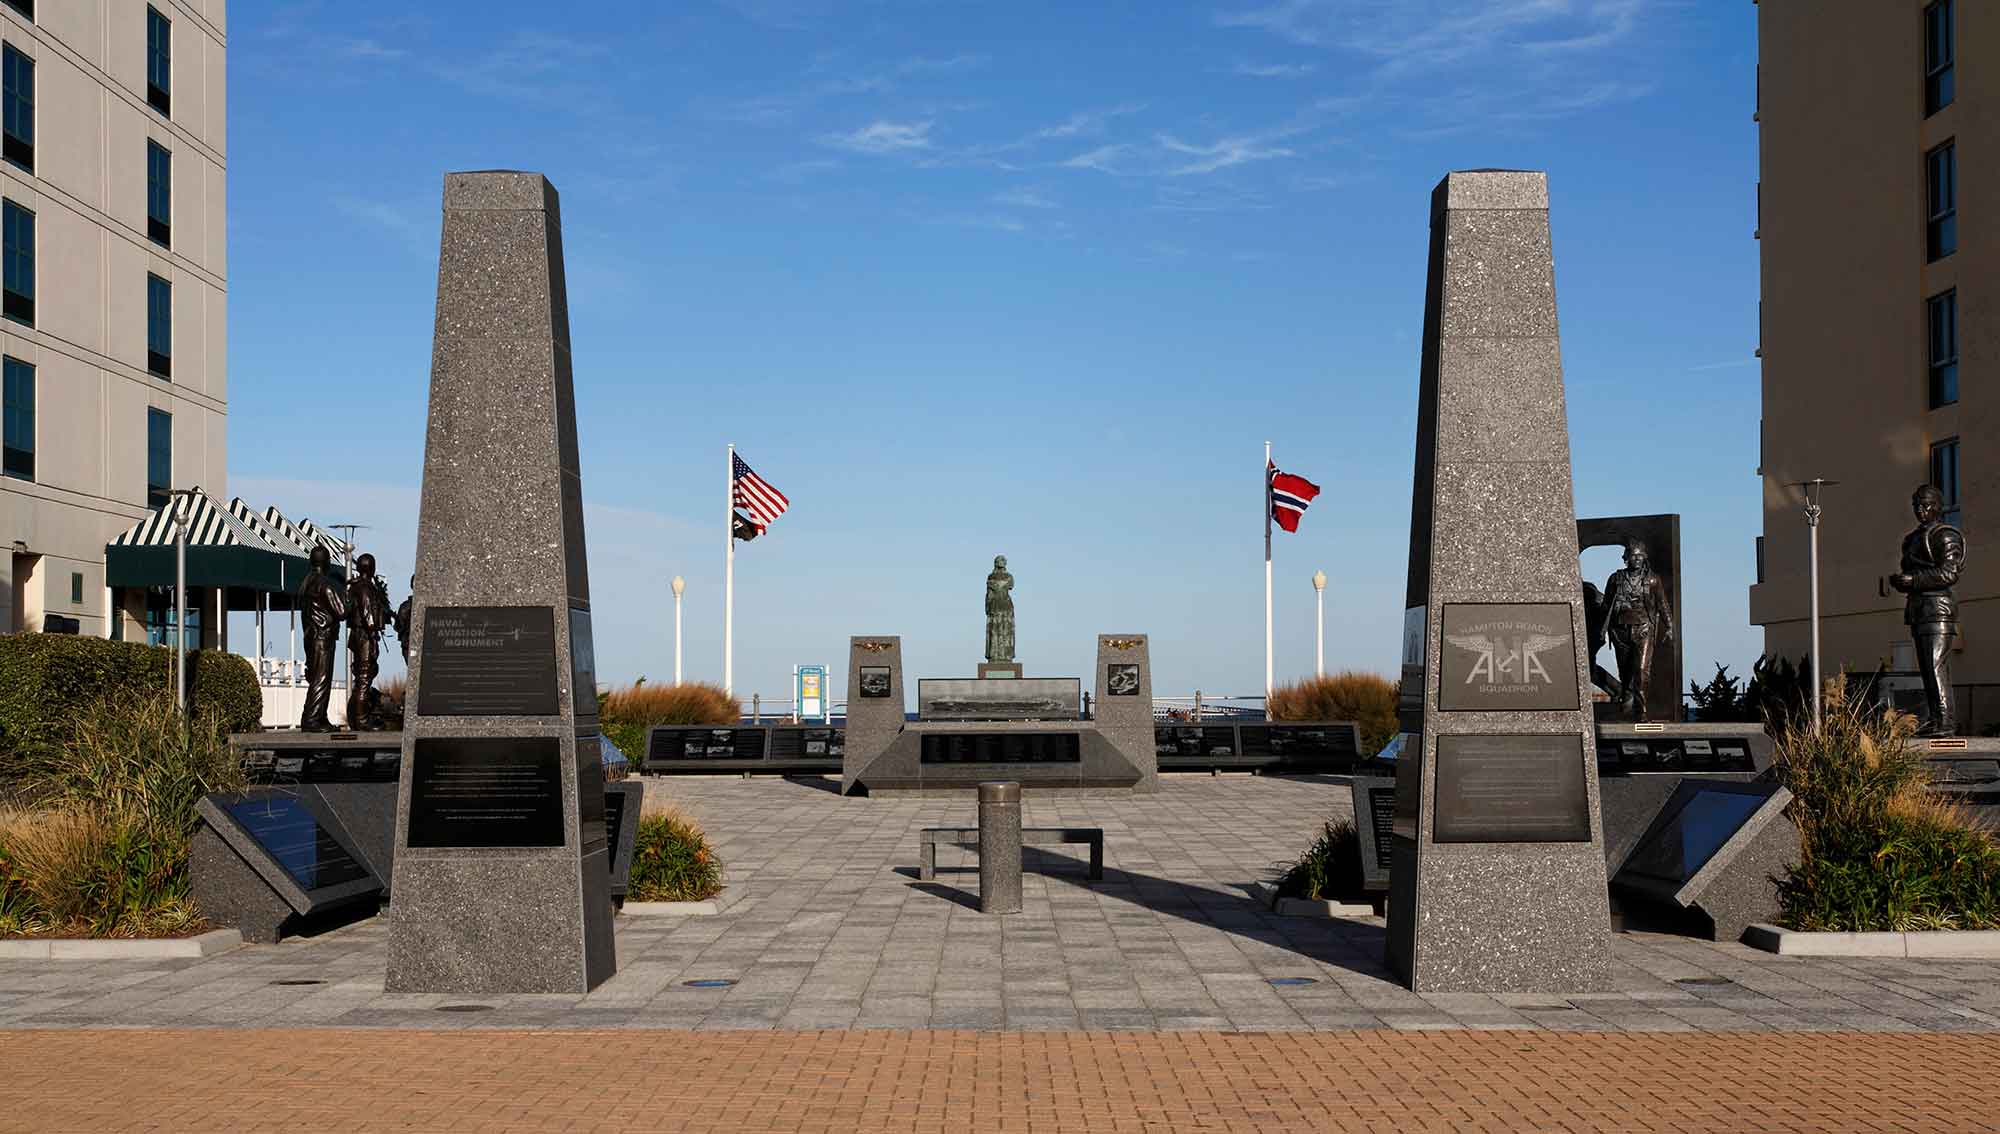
[417, 606, 561, 716]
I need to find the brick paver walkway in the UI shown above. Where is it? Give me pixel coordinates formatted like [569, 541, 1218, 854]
[3, 1028, 1997, 1132]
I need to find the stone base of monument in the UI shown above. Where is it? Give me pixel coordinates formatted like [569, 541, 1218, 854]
[845, 633, 1158, 795]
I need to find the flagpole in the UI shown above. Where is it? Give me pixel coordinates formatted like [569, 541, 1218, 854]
[1264, 440, 1273, 703]
[725, 442, 735, 698]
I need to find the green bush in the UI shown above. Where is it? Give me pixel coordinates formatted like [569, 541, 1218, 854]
[1773, 681, 2000, 931]
[627, 807, 723, 903]
[0, 696, 241, 938]
[0, 635, 259, 772]
[1274, 818, 1365, 902]
[1267, 672, 1399, 755]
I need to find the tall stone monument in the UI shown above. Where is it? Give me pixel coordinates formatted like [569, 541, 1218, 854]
[1387, 171, 1613, 993]
[386, 171, 615, 993]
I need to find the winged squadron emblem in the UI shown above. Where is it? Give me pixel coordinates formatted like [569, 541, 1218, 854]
[1446, 632, 1569, 686]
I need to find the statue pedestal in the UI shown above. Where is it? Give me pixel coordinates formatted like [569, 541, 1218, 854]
[978, 662, 1022, 679]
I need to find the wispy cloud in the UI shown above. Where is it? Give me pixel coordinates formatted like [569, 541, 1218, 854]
[1687, 357, 1757, 372]
[1226, 59, 1318, 78]
[820, 120, 934, 154]
[1215, 0, 1656, 124]
[332, 193, 429, 254]
[1158, 132, 1298, 175]
[992, 187, 1060, 210]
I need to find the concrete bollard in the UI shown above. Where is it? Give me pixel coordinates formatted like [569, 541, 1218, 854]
[978, 781, 1023, 914]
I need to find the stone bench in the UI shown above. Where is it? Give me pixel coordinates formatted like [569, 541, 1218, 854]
[919, 827, 1104, 881]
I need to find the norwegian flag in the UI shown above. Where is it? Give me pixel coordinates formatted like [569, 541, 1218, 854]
[1268, 460, 1321, 533]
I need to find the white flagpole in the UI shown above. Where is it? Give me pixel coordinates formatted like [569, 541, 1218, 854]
[725, 442, 735, 698]
[1264, 440, 1274, 703]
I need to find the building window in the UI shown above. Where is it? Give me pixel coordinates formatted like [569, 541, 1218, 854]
[146, 407, 170, 511]
[145, 6, 169, 116]
[146, 274, 171, 378]
[1931, 439, 1961, 528]
[1928, 290, 1959, 409]
[1754, 536, 1765, 585]
[1927, 142, 1956, 262]
[1, 198, 29, 326]
[1, 355, 29, 481]
[2, 44, 31, 173]
[68, 571, 80, 604]
[2, 2, 30, 23]
[146, 141, 170, 246]
[1926, 0, 1955, 116]
[144, 587, 198, 647]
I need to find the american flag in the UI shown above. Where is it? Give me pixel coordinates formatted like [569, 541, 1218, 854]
[1268, 460, 1320, 533]
[732, 452, 790, 536]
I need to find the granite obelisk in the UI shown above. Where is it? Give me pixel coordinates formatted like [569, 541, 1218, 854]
[1387, 171, 1612, 993]
[386, 171, 615, 993]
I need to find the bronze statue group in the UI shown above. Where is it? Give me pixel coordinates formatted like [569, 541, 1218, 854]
[296, 546, 413, 732]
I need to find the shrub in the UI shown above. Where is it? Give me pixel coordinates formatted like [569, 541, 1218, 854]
[1274, 818, 1365, 902]
[0, 697, 241, 938]
[627, 804, 723, 903]
[1267, 672, 1399, 755]
[0, 635, 259, 771]
[1772, 680, 2000, 931]
[598, 680, 737, 761]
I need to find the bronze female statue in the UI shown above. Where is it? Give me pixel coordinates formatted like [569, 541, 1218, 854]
[985, 555, 1015, 663]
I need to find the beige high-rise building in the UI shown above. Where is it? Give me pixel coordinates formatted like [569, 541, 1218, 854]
[0, 0, 225, 641]
[1752, 0, 1994, 724]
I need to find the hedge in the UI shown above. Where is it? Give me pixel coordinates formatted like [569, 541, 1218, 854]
[0, 635, 261, 766]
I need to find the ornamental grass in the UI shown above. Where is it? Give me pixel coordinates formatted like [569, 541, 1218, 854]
[1274, 818, 1366, 903]
[0, 696, 240, 938]
[1773, 681, 2000, 931]
[1266, 672, 1399, 755]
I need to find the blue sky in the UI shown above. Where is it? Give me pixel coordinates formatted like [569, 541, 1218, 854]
[225, 0, 1763, 704]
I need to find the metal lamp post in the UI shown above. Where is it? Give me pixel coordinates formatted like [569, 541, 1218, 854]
[1311, 570, 1327, 678]
[171, 490, 191, 711]
[1794, 478, 1838, 731]
[671, 575, 686, 684]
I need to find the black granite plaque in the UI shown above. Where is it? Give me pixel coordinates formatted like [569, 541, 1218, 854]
[603, 784, 628, 870]
[418, 606, 561, 717]
[858, 666, 892, 698]
[576, 733, 607, 856]
[1594, 736, 1757, 775]
[569, 608, 598, 720]
[919, 732, 1082, 764]
[408, 737, 565, 848]
[1437, 603, 1580, 712]
[222, 795, 372, 891]
[1366, 786, 1396, 870]
[1621, 785, 1773, 884]
[1433, 734, 1591, 843]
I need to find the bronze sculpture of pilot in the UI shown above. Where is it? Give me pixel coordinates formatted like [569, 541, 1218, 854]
[345, 552, 391, 731]
[1602, 539, 1674, 721]
[1890, 484, 1966, 737]
[297, 545, 348, 732]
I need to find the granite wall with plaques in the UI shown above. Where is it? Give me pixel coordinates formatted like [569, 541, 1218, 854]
[1386, 170, 1614, 994]
[386, 171, 615, 995]
[843, 636, 905, 794]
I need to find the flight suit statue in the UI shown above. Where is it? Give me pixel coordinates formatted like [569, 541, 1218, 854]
[345, 553, 391, 731]
[298, 546, 348, 731]
[1890, 484, 1966, 737]
[1602, 539, 1674, 721]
